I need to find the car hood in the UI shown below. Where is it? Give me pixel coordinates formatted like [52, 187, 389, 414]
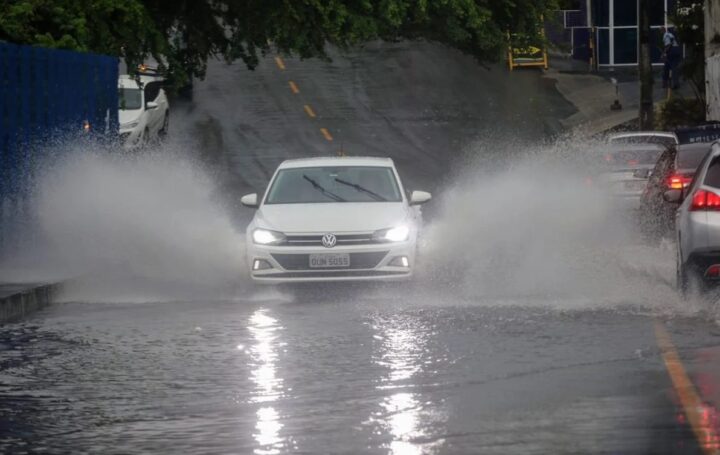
[256, 203, 408, 233]
[119, 109, 142, 127]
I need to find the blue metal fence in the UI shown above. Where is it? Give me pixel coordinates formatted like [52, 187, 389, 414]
[0, 42, 118, 255]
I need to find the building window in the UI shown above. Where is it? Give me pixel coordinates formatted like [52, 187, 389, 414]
[614, 28, 638, 63]
[594, 0, 610, 27]
[614, 0, 638, 26]
[649, 0, 666, 25]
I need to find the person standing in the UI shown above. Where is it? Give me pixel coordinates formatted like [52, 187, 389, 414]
[661, 26, 682, 89]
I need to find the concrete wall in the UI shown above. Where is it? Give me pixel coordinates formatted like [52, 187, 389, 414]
[0, 283, 60, 323]
[708, 0, 720, 121]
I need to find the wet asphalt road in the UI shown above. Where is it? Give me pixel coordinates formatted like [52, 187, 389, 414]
[3, 42, 720, 454]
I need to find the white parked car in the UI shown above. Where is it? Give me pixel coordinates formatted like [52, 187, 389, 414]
[118, 74, 169, 148]
[608, 131, 678, 148]
[241, 157, 431, 283]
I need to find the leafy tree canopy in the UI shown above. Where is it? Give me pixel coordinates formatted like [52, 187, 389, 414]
[0, 0, 557, 85]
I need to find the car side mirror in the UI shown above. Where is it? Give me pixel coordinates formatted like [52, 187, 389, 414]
[241, 193, 259, 208]
[146, 101, 159, 110]
[663, 189, 683, 203]
[409, 191, 432, 206]
[633, 169, 651, 179]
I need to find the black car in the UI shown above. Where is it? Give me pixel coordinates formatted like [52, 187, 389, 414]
[638, 142, 712, 239]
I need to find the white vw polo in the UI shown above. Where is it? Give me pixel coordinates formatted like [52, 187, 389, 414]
[241, 157, 431, 283]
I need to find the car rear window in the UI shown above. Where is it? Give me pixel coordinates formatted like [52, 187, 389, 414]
[610, 136, 676, 147]
[704, 156, 720, 188]
[605, 148, 662, 166]
[677, 145, 711, 170]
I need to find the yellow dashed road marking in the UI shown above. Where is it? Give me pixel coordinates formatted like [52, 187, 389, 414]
[655, 321, 720, 454]
[289, 81, 300, 94]
[274, 57, 286, 70]
[304, 105, 317, 118]
[320, 128, 333, 141]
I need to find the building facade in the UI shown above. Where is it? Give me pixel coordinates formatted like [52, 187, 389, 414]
[707, 0, 720, 121]
[551, 0, 677, 67]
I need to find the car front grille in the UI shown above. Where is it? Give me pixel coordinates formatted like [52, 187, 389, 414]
[271, 251, 389, 270]
[256, 270, 409, 279]
[283, 233, 379, 247]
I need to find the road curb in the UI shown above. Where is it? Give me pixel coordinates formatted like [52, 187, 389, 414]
[0, 282, 62, 323]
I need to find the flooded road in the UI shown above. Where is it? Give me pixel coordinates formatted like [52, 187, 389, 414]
[3, 41, 720, 453]
[1, 290, 716, 454]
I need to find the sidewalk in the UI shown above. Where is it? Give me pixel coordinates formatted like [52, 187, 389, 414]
[544, 56, 691, 136]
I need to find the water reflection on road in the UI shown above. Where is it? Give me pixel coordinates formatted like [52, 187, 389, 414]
[370, 313, 447, 454]
[247, 309, 289, 454]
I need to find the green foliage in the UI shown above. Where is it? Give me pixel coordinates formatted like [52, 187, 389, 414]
[656, 96, 707, 130]
[0, 0, 558, 87]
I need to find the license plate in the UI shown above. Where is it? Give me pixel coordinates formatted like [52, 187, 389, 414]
[309, 253, 350, 268]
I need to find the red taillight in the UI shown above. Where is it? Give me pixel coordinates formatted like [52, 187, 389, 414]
[706, 264, 720, 278]
[668, 174, 692, 190]
[690, 190, 720, 211]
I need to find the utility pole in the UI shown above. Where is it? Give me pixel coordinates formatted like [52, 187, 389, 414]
[638, 0, 654, 129]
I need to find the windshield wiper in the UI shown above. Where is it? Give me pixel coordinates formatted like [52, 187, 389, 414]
[303, 175, 346, 202]
[334, 178, 387, 201]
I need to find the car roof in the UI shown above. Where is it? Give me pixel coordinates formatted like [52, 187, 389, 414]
[675, 123, 720, 144]
[609, 131, 677, 139]
[118, 74, 164, 87]
[277, 156, 395, 169]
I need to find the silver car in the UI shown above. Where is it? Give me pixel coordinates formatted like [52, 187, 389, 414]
[608, 131, 678, 148]
[667, 141, 720, 293]
[597, 144, 665, 209]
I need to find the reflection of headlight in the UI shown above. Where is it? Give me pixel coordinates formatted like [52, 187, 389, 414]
[121, 121, 140, 129]
[373, 225, 410, 242]
[252, 229, 286, 245]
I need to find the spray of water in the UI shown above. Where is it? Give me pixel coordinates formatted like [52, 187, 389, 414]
[25, 147, 247, 302]
[415, 136, 690, 313]
[0, 128, 708, 315]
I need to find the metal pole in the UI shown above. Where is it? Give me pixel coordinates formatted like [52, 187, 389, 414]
[638, 0, 655, 130]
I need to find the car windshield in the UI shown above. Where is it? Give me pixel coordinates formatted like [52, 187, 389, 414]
[265, 166, 402, 204]
[604, 148, 662, 167]
[118, 88, 142, 110]
[677, 145, 711, 170]
[610, 135, 676, 147]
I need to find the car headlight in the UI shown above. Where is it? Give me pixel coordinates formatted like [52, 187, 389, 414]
[373, 225, 410, 242]
[252, 229, 286, 245]
[121, 121, 140, 129]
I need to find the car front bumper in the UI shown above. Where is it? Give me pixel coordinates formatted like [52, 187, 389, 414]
[247, 242, 415, 283]
[119, 127, 142, 149]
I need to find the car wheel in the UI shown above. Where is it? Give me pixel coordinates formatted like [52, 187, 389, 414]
[142, 128, 150, 146]
[159, 112, 169, 138]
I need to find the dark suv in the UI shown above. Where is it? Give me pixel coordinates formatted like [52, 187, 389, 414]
[638, 124, 720, 240]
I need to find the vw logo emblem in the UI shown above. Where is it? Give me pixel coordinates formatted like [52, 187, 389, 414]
[321, 233, 337, 248]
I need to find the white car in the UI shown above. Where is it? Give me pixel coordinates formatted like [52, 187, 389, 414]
[118, 74, 169, 148]
[241, 157, 432, 283]
[608, 131, 678, 148]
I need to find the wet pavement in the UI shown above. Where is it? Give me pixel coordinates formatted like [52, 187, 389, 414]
[2, 41, 720, 454]
[0, 291, 716, 454]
